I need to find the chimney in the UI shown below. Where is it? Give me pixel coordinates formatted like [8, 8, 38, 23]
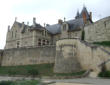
[27, 22, 29, 25]
[8, 25, 10, 32]
[89, 12, 92, 21]
[15, 17, 17, 22]
[58, 19, 63, 24]
[33, 17, 36, 25]
[44, 23, 46, 27]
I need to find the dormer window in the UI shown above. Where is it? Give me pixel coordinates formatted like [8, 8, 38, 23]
[63, 24, 66, 31]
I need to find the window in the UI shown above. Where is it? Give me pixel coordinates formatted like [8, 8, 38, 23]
[63, 24, 66, 31]
[38, 39, 41, 46]
[17, 41, 20, 48]
[104, 21, 106, 27]
[12, 31, 13, 38]
[15, 31, 17, 38]
[47, 40, 49, 45]
[43, 40, 45, 45]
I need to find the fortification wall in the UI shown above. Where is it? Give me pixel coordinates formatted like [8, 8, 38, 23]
[84, 16, 110, 42]
[54, 39, 110, 74]
[2, 46, 56, 66]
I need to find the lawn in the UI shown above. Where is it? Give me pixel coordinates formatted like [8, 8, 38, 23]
[0, 80, 40, 85]
[0, 63, 54, 76]
[0, 63, 85, 77]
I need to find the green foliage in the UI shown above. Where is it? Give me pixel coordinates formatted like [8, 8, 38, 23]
[93, 41, 110, 46]
[0, 64, 54, 76]
[0, 81, 13, 85]
[98, 71, 110, 78]
[81, 30, 85, 41]
[28, 68, 39, 77]
[0, 80, 39, 85]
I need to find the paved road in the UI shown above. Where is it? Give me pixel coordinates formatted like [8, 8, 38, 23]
[42, 78, 110, 85]
[0, 76, 110, 85]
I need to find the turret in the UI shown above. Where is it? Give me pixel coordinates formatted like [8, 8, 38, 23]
[75, 10, 80, 19]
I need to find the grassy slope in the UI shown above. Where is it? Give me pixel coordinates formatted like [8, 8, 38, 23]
[0, 63, 85, 77]
[0, 64, 54, 76]
[0, 80, 39, 85]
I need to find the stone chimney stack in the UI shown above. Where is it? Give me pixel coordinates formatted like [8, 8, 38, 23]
[33, 17, 36, 26]
[90, 12, 92, 21]
[58, 19, 63, 24]
[15, 17, 17, 22]
[27, 22, 29, 25]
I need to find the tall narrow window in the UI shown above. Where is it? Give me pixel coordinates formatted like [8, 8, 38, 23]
[43, 40, 45, 45]
[12, 31, 13, 38]
[17, 41, 20, 48]
[47, 40, 49, 45]
[15, 30, 17, 38]
[38, 39, 41, 46]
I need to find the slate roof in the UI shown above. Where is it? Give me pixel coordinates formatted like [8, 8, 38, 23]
[67, 18, 84, 31]
[45, 18, 84, 34]
[30, 23, 44, 31]
[46, 24, 61, 34]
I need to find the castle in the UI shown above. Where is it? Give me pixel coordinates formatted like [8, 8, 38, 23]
[5, 6, 92, 49]
[0, 6, 110, 77]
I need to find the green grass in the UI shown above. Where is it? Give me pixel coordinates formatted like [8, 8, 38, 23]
[0, 63, 85, 77]
[0, 80, 39, 85]
[93, 41, 110, 46]
[0, 63, 54, 76]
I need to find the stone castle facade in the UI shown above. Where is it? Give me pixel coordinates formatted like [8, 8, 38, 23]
[0, 6, 110, 77]
[5, 6, 92, 49]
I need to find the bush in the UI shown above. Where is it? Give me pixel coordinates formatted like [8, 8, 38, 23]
[0, 81, 13, 85]
[93, 41, 110, 46]
[28, 68, 39, 77]
[98, 71, 110, 78]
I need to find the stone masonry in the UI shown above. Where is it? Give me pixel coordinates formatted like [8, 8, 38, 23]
[54, 38, 110, 74]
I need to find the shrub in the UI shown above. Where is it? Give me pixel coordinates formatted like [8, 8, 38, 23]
[93, 41, 110, 46]
[0, 81, 13, 85]
[28, 68, 39, 77]
[98, 71, 110, 78]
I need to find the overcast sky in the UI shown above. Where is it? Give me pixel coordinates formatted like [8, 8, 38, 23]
[0, 0, 110, 49]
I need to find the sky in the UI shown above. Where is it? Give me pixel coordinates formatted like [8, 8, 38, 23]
[0, 0, 110, 49]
